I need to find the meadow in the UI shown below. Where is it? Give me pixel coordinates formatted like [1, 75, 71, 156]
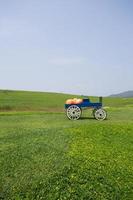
[0, 90, 133, 200]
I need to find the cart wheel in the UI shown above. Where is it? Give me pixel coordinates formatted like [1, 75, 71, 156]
[94, 108, 107, 121]
[66, 105, 81, 120]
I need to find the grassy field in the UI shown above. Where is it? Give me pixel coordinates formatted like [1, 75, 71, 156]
[0, 90, 133, 111]
[0, 90, 133, 200]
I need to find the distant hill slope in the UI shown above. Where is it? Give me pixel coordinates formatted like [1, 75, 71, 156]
[0, 90, 132, 111]
[0, 90, 75, 112]
[110, 90, 133, 98]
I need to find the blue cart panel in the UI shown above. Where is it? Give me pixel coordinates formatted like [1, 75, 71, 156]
[65, 98, 102, 109]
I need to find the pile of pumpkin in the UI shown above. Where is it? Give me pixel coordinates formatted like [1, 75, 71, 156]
[65, 98, 83, 104]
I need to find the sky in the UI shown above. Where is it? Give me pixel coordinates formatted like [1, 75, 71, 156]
[0, 0, 133, 96]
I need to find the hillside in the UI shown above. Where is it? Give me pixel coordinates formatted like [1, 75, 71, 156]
[110, 90, 133, 98]
[0, 90, 74, 112]
[0, 90, 133, 112]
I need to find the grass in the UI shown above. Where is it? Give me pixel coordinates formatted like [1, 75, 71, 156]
[0, 90, 133, 199]
[0, 90, 75, 112]
[0, 89, 132, 112]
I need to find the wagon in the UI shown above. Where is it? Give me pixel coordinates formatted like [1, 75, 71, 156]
[65, 97, 107, 121]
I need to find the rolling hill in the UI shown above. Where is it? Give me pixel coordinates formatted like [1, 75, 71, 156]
[110, 90, 133, 98]
[0, 90, 133, 112]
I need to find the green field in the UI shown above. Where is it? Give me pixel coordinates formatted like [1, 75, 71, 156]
[0, 90, 133, 200]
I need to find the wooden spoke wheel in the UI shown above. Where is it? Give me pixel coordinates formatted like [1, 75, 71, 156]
[94, 108, 107, 121]
[66, 105, 81, 120]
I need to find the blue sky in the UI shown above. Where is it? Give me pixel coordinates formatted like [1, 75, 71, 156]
[0, 0, 133, 96]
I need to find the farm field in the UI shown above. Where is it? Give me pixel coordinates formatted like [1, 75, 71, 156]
[0, 90, 133, 200]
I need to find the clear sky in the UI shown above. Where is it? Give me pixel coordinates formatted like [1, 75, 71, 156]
[0, 0, 133, 96]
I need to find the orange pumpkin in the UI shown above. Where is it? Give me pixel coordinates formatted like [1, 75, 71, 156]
[72, 98, 77, 104]
[76, 99, 83, 104]
[66, 99, 72, 104]
[66, 98, 83, 104]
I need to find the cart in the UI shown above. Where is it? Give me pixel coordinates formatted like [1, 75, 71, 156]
[65, 97, 107, 121]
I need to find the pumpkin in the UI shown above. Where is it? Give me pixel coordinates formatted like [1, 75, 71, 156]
[66, 99, 73, 104]
[72, 98, 78, 104]
[66, 98, 83, 104]
[76, 99, 83, 104]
